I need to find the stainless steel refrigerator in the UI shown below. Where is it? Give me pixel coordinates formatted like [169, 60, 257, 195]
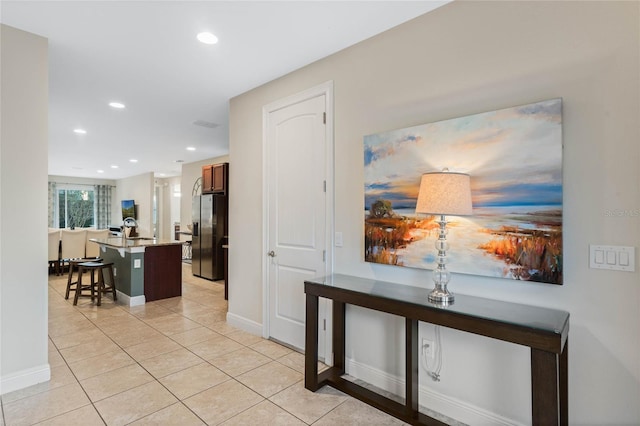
[192, 194, 227, 280]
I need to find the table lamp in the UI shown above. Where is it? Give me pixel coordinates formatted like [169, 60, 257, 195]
[416, 170, 472, 305]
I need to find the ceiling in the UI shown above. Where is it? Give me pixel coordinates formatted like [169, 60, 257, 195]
[1, 1, 449, 180]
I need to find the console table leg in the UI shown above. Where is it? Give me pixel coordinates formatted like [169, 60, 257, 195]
[305, 294, 319, 391]
[333, 301, 346, 374]
[560, 340, 568, 426]
[406, 318, 419, 418]
[531, 348, 560, 425]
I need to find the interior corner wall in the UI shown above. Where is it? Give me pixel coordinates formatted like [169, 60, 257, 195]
[229, 1, 639, 424]
[156, 175, 182, 239]
[180, 155, 229, 231]
[114, 172, 154, 236]
[0, 24, 50, 393]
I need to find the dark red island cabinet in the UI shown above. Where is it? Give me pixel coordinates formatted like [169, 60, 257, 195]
[144, 244, 182, 302]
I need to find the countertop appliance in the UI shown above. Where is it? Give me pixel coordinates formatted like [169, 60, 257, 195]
[192, 194, 227, 280]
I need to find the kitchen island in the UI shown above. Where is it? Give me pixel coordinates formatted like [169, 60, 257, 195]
[90, 237, 183, 305]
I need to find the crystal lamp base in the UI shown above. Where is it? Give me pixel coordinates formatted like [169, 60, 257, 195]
[428, 287, 455, 306]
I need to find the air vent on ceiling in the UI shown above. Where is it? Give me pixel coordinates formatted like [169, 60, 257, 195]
[193, 120, 219, 129]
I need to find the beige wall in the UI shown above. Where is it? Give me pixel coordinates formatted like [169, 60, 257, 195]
[229, 2, 639, 424]
[114, 172, 154, 237]
[0, 25, 50, 393]
[155, 176, 182, 239]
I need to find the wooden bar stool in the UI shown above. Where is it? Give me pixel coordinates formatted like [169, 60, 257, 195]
[74, 262, 116, 306]
[96, 262, 117, 306]
[65, 257, 102, 300]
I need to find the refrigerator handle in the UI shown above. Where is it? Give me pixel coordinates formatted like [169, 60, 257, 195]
[193, 222, 199, 237]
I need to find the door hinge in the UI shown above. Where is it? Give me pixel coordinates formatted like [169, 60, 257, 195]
[323, 250, 326, 262]
[323, 319, 326, 331]
[323, 112, 326, 124]
[323, 180, 326, 193]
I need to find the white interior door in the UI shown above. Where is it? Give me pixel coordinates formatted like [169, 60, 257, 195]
[266, 92, 328, 352]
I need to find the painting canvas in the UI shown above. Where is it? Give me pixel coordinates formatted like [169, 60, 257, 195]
[364, 98, 563, 284]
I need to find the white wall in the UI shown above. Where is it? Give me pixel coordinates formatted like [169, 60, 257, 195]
[114, 172, 154, 237]
[229, 2, 639, 424]
[159, 176, 181, 239]
[0, 25, 50, 394]
[180, 155, 229, 230]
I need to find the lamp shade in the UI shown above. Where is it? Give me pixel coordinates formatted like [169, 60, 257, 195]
[416, 172, 472, 216]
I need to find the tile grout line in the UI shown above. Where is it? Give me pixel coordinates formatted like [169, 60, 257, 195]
[262, 379, 315, 425]
[121, 280, 240, 426]
[40, 272, 329, 426]
[58, 275, 233, 425]
[71, 284, 209, 425]
[45, 285, 108, 425]
[47, 277, 176, 424]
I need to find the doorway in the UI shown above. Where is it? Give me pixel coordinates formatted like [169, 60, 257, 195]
[263, 82, 334, 359]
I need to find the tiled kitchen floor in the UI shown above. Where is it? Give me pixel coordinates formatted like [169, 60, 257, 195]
[0, 264, 405, 425]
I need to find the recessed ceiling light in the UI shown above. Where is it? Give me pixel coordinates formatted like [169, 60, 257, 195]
[197, 32, 218, 45]
[109, 102, 126, 109]
[186, 147, 196, 151]
[129, 159, 138, 163]
[97, 170, 104, 173]
[111, 165, 119, 169]
[73, 128, 87, 134]
[175, 159, 184, 163]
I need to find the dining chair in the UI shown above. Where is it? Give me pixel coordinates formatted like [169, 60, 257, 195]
[85, 229, 109, 258]
[48, 229, 61, 275]
[61, 229, 88, 260]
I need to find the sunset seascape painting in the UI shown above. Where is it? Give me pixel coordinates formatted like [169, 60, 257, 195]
[364, 98, 563, 284]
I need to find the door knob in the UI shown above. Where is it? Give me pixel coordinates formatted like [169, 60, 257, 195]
[268, 250, 276, 257]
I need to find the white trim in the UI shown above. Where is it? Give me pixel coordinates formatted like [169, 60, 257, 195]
[261, 81, 335, 361]
[346, 357, 524, 426]
[346, 357, 405, 396]
[226, 312, 263, 336]
[0, 363, 51, 396]
[419, 386, 525, 426]
[261, 95, 270, 339]
[115, 290, 145, 306]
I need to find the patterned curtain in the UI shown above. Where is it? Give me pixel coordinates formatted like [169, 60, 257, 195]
[94, 185, 112, 229]
[48, 181, 57, 227]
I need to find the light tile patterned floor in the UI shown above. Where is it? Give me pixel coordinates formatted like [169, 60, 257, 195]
[0, 264, 407, 425]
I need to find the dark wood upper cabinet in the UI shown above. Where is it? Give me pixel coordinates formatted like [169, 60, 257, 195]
[202, 162, 228, 194]
[211, 163, 227, 193]
[202, 164, 213, 193]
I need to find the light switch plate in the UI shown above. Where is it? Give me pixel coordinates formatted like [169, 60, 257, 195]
[134, 259, 141, 268]
[335, 232, 343, 247]
[589, 245, 635, 272]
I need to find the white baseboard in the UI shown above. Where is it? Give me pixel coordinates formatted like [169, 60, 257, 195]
[346, 357, 523, 426]
[0, 363, 51, 396]
[226, 312, 263, 336]
[115, 290, 145, 307]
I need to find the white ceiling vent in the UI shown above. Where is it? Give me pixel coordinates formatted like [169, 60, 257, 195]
[193, 120, 219, 129]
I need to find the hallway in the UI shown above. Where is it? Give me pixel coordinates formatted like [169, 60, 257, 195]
[0, 264, 403, 425]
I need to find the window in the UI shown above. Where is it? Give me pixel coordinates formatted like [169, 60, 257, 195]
[57, 187, 96, 228]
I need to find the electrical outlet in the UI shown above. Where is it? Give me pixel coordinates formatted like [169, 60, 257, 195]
[422, 339, 435, 359]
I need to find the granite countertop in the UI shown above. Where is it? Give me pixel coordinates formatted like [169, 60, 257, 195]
[90, 237, 183, 249]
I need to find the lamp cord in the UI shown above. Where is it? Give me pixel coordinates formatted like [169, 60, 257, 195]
[422, 325, 442, 381]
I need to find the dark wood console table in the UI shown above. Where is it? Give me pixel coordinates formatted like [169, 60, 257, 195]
[304, 274, 569, 426]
